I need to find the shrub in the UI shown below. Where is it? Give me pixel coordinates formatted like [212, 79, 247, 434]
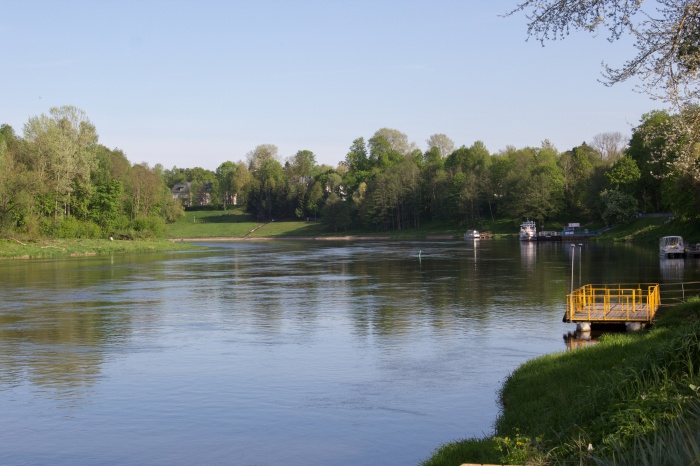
[56, 216, 103, 239]
[131, 216, 166, 239]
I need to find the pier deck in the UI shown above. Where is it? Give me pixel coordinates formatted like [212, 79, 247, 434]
[564, 284, 660, 324]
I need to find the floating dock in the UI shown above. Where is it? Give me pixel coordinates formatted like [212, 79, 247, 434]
[564, 283, 660, 326]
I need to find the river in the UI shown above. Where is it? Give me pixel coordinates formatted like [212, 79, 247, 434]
[1, 239, 697, 465]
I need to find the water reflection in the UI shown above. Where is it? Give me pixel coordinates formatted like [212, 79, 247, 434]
[660, 256, 685, 281]
[563, 329, 596, 350]
[520, 241, 536, 270]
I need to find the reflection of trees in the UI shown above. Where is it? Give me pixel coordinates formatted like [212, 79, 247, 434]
[0, 305, 113, 400]
[342, 242, 569, 338]
[0, 256, 153, 400]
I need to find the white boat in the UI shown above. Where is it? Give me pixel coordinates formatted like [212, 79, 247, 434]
[659, 236, 685, 257]
[519, 220, 537, 241]
[464, 229, 480, 240]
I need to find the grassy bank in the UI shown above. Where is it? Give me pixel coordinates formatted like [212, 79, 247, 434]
[166, 209, 700, 243]
[595, 215, 700, 245]
[165, 208, 468, 239]
[421, 301, 700, 465]
[0, 238, 196, 260]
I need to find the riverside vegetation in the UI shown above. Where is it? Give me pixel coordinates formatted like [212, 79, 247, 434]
[2, 104, 700, 249]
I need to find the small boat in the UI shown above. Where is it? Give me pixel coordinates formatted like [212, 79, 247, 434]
[464, 229, 480, 240]
[659, 236, 685, 258]
[538, 230, 562, 241]
[519, 220, 537, 241]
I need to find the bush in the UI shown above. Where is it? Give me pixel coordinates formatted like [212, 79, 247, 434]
[56, 216, 103, 239]
[131, 216, 166, 239]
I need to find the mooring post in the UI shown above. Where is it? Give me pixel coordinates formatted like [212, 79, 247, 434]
[578, 244, 583, 288]
[570, 244, 575, 293]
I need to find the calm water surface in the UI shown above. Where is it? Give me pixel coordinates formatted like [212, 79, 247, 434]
[1, 239, 698, 465]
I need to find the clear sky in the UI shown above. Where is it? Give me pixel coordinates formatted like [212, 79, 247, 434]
[3, 0, 658, 171]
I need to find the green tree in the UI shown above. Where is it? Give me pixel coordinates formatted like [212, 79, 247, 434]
[559, 142, 600, 217]
[509, 0, 700, 181]
[283, 150, 317, 218]
[0, 126, 33, 232]
[605, 155, 641, 194]
[305, 181, 324, 220]
[247, 157, 285, 220]
[163, 166, 187, 187]
[494, 143, 564, 225]
[285, 150, 317, 180]
[23, 106, 98, 222]
[368, 128, 411, 169]
[425, 133, 455, 159]
[627, 111, 675, 212]
[600, 189, 639, 226]
[321, 192, 351, 232]
[216, 161, 251, 207]
[363, 158, 420, 230]
[246, 144, 279, 171]
[128, 163, 164, 219]
[89, 179, 123, 230]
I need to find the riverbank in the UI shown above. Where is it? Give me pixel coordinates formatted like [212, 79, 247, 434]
[420, 301, 700, 465]
[0, 238, 196, 260]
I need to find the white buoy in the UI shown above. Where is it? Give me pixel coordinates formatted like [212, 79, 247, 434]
[577, 322, 591, 333]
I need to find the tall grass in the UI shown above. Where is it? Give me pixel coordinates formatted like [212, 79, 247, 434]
[591, 398, 700, 466]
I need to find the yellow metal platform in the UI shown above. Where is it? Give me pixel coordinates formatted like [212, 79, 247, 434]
[564, 284, 660, 324]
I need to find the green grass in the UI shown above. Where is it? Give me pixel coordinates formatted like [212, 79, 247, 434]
[596, 215, 675, 242]
[167, 209, 700, 244]
[248, 220, 332, 237]
[165, 208, 262, 238]
[420, 437, 501, 466]
[0, 238, 195, 259]
[166, 208, 474, 239]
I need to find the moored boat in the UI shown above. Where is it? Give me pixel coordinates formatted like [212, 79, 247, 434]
[519, 220, 536, 241]
[464, 229, 480, 240]
[659, 236, 685, 258]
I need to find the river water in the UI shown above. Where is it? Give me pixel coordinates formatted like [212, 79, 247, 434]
[1, 239, 698, 465]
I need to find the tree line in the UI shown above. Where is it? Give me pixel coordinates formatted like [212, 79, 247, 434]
[0, 105, 696, 239]
[0, 106, 183, 239]
[165, 110, 697, 232]
[0, 106, 700, 237]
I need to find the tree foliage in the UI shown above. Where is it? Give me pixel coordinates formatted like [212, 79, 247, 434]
[1, 107, 182, 238]
[508, 0, 700, 181]
[6, 106, 700, 239]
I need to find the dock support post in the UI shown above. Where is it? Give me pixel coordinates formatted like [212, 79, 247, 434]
[577, 322, 591, 332]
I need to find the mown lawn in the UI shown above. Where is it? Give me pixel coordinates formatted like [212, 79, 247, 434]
[166, 208, 262, 238]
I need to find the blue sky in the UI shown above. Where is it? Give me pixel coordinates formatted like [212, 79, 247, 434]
[3, 0, 657, 170]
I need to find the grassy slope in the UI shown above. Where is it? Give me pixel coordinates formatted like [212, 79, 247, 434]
[420, 302, 700, 466]
[166, 208, 469, 239]
[595, 215, 700, 244]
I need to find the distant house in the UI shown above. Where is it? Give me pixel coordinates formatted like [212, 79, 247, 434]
[172, 181, 214, 207]
[172, 182, 192, 207]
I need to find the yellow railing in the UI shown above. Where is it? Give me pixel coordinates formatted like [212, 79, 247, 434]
[565, 283, 660, 323]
